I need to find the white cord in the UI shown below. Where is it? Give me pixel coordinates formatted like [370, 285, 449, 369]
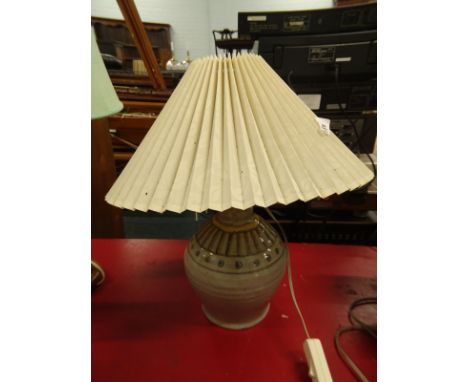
[265, 207, 311, 339]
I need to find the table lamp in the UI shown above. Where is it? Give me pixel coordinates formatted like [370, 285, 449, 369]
[92, 29, 123, 119]
[91, 28, 123, 287]
[105, 54, 373, 329]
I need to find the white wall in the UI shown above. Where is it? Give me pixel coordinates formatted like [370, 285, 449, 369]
[91, 0, 211, 61]
[92, 0, 334, 59]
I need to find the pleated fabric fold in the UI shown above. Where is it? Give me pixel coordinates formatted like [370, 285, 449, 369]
[105, 54, 374, 213]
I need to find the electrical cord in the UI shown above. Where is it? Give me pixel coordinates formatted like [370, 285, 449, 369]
[348, 297, 377, 338]
[265, 207, 311, 339]
[334, 297, 377, 382]
[287, 70, 296, 92]
[348, 117, 375, 152]
[265, 208, 376, 381]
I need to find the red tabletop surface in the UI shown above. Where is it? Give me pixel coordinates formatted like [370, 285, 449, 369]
[92, 239, 376, 382]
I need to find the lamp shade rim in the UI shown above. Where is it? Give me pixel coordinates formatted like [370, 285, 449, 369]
[91, 101, 124, 120]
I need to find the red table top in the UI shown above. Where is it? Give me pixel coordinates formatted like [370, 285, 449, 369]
[92, 239, 376, 382]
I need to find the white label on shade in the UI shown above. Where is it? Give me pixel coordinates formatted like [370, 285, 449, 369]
[316, 117, 331, 135]
[335, 57, 352, 62]
[247, 15, 267, 21]
[298, 94, 322, 110]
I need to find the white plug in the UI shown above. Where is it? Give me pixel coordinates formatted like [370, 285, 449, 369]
[303, 339, 333, 382]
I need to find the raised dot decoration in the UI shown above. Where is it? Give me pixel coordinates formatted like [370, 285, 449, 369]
[190, 228, 284, 273]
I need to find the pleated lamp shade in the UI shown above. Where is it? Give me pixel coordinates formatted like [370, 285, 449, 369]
[91, 29, 123, 120]
[105, 54, 373, 213]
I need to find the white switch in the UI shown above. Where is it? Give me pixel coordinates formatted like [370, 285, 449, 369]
[303, 339, 333, 382]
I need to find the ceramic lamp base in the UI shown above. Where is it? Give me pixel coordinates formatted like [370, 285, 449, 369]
[184, 208, 286, 330]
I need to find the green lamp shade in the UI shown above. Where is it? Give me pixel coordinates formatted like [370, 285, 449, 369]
[91, 29, 123, 120]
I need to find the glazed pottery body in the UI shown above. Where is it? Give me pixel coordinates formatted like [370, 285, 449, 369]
[184, 208, 286, 329]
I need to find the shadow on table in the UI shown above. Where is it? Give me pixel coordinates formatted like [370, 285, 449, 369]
[92, 300, 204, 341]
[287, 350, 312, 382]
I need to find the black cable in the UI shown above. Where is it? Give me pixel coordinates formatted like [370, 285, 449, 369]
[333, 64, 377, 183]
[349, 117, 375, 152]
[287, 70, 296, 92]
[334, 297, 377, 382]
[348, 297, 377, 338]
[335, 326, 371, 382]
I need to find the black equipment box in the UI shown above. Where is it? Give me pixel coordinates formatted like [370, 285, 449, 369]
[238, 2, 377, 155]
[293, 79, 376, 112]
[258, 29, 376, 84]
[238, 3, 376, 38]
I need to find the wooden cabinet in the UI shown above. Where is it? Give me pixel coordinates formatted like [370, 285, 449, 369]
[92, 17, 172, 71]
[92, 17, 184, 172]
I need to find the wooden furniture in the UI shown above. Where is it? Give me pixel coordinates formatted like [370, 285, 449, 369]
[92, 239, 376, 382]
[91, 118, 123, 238]
[107, 113, 156, 173]
[92, 16, 182, 169]
[93, 3, 164, 239]
[115, 0, 166, 90]
[92, 17, 171, 74]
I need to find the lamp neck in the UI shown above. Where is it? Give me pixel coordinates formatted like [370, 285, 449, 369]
[213, 207, 256, 232]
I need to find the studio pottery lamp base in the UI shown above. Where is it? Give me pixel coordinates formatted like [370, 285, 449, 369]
[184, 208, 286, 329]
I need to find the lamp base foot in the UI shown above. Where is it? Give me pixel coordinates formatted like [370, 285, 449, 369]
[202, 303, 270, 330]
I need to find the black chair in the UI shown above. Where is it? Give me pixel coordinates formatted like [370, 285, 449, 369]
[212, 29, 254, 56]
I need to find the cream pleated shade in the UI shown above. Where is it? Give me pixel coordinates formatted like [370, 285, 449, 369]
[105, 54, 373, 213]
